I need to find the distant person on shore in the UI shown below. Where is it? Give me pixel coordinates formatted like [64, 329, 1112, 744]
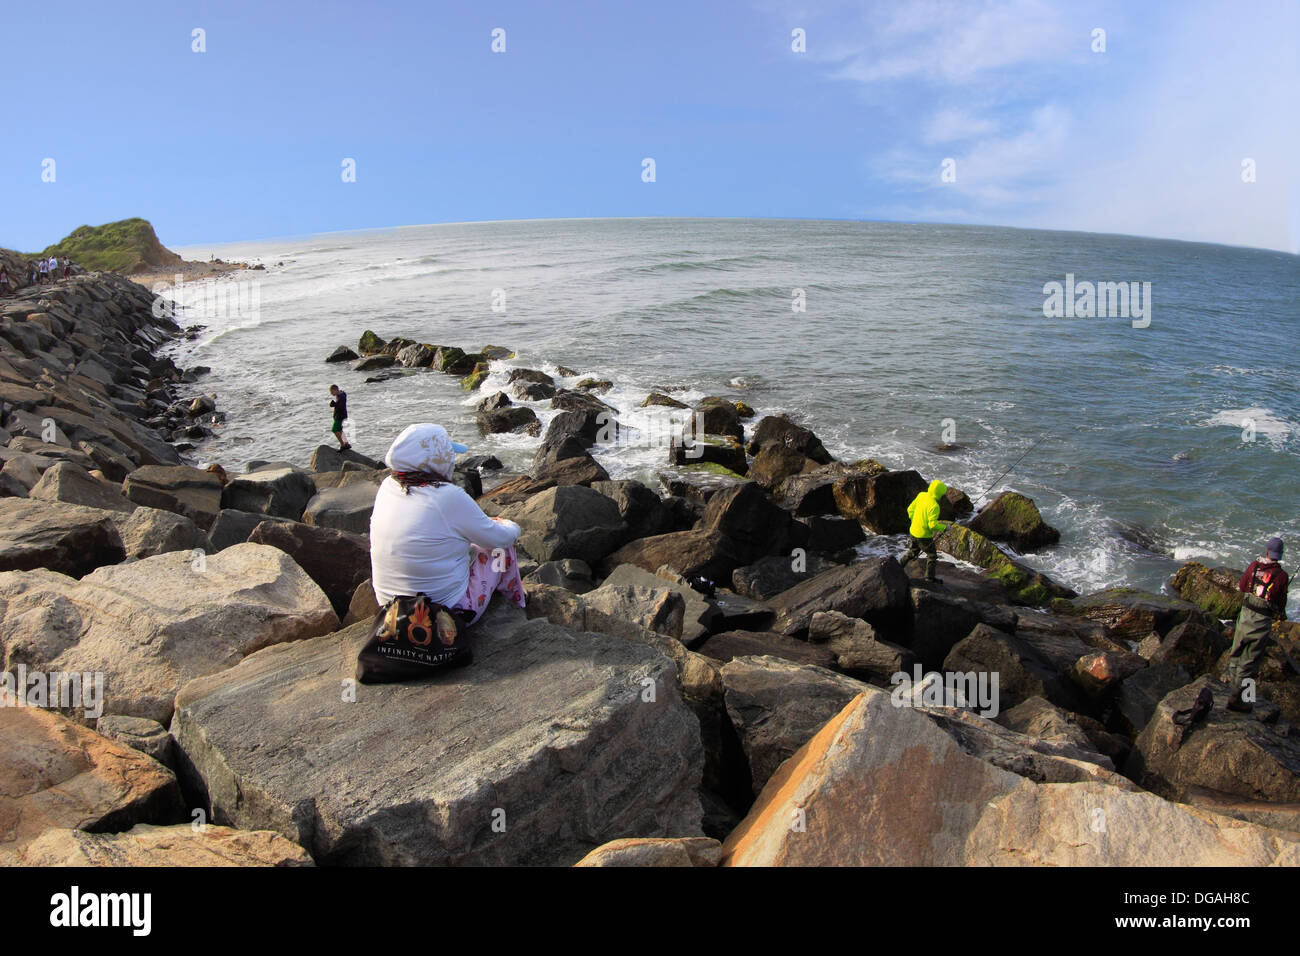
[898, 479, 949, 584]
[0, 271, 9, 296]
[1225, 537, 1289, 713]
[63, 258, 72, 279]
[369, 423, 526, 624]
[37, 259, 47, 284]
[328, 384, 350, 449]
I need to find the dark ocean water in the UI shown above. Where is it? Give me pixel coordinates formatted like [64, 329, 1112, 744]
[165, 218, 1300, 611]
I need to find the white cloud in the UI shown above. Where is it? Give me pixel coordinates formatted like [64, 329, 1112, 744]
[828, 0, 1076, 84]
[924, 108, 999, 144]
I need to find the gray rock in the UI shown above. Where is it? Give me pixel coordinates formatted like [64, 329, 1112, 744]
[221, 467, 318, 521]
[1126, 675, 1300, 804]
[29, 460, 136, 513]
[171, 604, 704, 865]
[524, 558, 596, 594]
[504, 485, 628, 565]
[206, 508, 294, 551]
[0, 543, 339, 723]
[583, 584, 686, 640]
[114, 505, 208, 559]
[96, 715, 174, 766]
[768, 557, 913, 640]
[121, 465, 223, 530]
[0, 498, 125, 577]
[247, 519, 371, 618]
[309, 444, 384, 472]
[721, 654, 869, 795]
[301, 482, 377, 535]
[600, 563, 719, 644]
[808, 610, 916, 679]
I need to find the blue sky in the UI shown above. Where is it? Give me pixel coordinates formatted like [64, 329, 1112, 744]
[4, 0, 1297, 252]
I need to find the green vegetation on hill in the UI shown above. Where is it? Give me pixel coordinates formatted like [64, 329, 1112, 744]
[39, 218, 182, 274]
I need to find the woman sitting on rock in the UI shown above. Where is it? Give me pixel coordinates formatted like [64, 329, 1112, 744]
[369, 423, 526, 624]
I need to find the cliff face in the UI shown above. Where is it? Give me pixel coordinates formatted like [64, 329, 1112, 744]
[38, 218, 183, 275]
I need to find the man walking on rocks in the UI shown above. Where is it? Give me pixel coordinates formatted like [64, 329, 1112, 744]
[329, 384, 351, 450]
[898, 479, 949, 584]
[1226, 537, 1289, 712]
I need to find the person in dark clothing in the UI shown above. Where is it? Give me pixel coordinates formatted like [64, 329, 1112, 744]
[329, 384, 350, 449]
[1225, 536, 1289, 712]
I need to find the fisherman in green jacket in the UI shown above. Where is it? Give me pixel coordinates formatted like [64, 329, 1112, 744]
[898, 479, 948, 583]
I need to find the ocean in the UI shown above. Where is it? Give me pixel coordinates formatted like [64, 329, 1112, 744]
[163, 218, 1300, 612]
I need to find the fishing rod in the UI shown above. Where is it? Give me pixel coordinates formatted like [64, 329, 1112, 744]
[972, 431, 1054, 505]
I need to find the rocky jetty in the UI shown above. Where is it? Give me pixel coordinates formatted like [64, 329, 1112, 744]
[2, 291, 1298, 867]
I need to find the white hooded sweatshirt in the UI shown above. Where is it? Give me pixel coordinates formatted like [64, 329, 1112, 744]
[369, 424, 521, 607]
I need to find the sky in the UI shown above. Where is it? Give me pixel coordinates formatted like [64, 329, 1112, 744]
[3, 0, 1297, 252]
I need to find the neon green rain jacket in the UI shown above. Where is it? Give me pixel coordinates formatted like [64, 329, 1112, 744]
[907, 480, 948, 539]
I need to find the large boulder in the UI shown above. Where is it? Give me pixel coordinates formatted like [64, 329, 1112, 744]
[745, 415, 833, 464]
[583, 584, 686, 640]
[15, 823, 314, 867]
[477, 405, 541, 436]
[115, 505, 208, 560]
[730, 553, 839, 602]
[968, 491, 1060, 552]
[309, 444, 384, 472]
[221, 467, 317, 521]
[395, 343, 437, 368]
[721, 655, 868, 795]
[1126, 676, 1300, 804]
[692, 397, 744, 441]
[0, 498, 125, 577]
[1145, 616, 1230, 677]
[698, 481, 808, 564]
[943, 623, 1083, 714]
[531, 437, 610, 488]
[720, 689, 1300, 866]
[206, 508, 295, 551]
[301, 482, 377, 535]
[590, 480, 676, 541]
[122, 465, 223, 530]
[767, 558, 913, 639]
[247, 520, 371, 619]
[1061, 587, 1203, 641]
[604, 530, 744, 585]
[832, 468, 927, 534]
[909, 586, 1019, 672]
[936, 524, 1075, 606]
[808, 610, 916, 680]
[0, 709, 183, 864]
[599, 563, 720, 644]
[774, 464, 850, 516]
[1170, 562, 1244, 620]
[504, 485, 628, 565]
[0, 544, 339, 723]
[171, 605, 705, 865]
[28, 460, 135, 513]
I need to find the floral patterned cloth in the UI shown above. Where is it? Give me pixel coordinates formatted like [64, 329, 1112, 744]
[453, 543, 526, 624]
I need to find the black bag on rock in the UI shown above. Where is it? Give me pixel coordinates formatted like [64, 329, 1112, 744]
[356, 593, 472, 684]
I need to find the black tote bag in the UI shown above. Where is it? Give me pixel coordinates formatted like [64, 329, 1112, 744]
[356, 593, 473, 684]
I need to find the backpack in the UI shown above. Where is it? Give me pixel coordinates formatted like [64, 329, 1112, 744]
[355, 593, 472, 684]
[1250, 563, 1281, 602]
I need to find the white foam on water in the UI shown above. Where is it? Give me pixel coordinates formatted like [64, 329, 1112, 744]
[1201, 406, 1294, 447]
